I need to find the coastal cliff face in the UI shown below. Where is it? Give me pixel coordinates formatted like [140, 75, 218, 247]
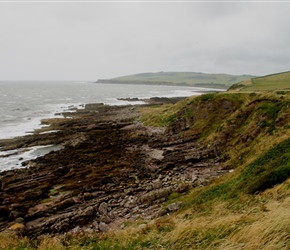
[1, 92, 290, 237]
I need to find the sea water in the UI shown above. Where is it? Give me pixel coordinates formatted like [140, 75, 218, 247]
[0, 81, 222, 171]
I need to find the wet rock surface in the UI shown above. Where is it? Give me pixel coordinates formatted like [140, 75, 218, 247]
[0, 102, 230, 236]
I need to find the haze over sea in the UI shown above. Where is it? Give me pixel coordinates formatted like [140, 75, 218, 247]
[0, 81, 221, 172]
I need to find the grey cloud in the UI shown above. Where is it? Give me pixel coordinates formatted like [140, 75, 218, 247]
[0, 2, 290, 80]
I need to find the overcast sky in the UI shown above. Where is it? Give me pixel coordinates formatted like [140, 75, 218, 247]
[0, 1, 290, 81]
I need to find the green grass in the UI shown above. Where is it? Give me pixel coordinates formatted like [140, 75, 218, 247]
[251, 72, 290, 90]
[138, 101, 188, 127]
[257, 100, 282, 134]
[229, 71, 290, 92]
[187, 137, 290, 208]
[238, 138, 290, 194]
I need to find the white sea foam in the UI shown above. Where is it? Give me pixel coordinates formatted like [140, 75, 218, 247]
[0, 103, 77, 139]
[0, 145, 63, 172]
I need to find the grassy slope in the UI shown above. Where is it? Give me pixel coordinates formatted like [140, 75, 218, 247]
[229, 71, 290, 92]
[98, 72, 254, 88]
[2, 76, 290, 249]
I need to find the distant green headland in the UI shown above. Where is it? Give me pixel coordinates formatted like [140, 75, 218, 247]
[96, 71, 256, 89]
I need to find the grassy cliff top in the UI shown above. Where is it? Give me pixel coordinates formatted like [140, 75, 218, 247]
[229, 71, 290, 92]
[97, 72, 255, 89]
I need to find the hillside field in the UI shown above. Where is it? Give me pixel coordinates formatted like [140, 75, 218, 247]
[229, 71, 290, 92]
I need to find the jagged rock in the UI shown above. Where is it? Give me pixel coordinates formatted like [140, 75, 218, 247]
[8, 211, 22, 221]
[99, 215, 112, 224]
[25, 204, 96, 235]
[191, 174, 198, 182]
[23, 189, 43, 199]
[84, 192, 92, 200]
[138, 223, 147, 229]
[28, 203, 48, 215]
[84, 103, 104, 110]
[117, 97, 139, 102]
[0, 206, 10, 220]
[152, 179, 162, 189]
[124, 196, 138, 208]
[99, 222, 109, 232]
[108, 210, 115, 219]
[124, 188, 134, 195]
[140, 187, 172, 205]
[175, 183, 192, 193]
[92, 221, 99, 231]
[98, 202, 108, 215]
[56, 198, 76, 210]
[157, 208, 168, 217]
[70, 226, 81, 235]
[167, 201, 183, 212]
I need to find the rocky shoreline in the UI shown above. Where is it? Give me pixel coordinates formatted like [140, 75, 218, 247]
[0, 99, 230, 236]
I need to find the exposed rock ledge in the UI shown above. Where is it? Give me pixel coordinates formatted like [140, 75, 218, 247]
[0, 102, 230, 236]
